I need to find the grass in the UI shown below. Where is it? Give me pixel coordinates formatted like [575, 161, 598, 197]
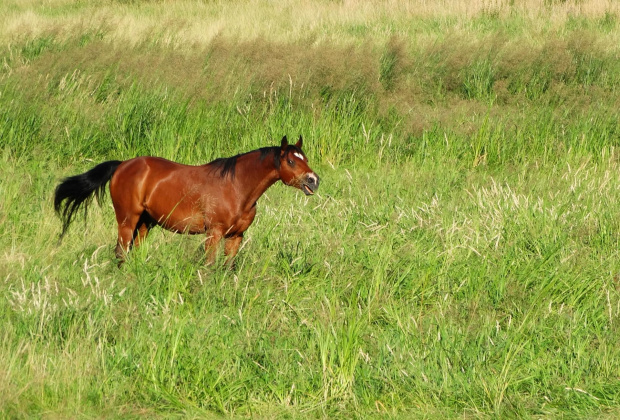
[2, 0, 620, 418]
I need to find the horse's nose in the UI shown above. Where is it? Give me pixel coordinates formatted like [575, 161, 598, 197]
[307, 173, 319, 188]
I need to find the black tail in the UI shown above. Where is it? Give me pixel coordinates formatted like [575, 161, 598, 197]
[54, 160, 123, 239]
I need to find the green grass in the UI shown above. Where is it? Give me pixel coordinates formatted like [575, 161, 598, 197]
[2, 1, 620, 418]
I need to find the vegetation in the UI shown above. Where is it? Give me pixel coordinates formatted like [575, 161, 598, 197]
[2, 0, 620, 418]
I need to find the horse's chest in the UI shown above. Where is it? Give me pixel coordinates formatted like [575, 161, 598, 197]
[216, 205, 256, 236]
[233, 207, 257, 230]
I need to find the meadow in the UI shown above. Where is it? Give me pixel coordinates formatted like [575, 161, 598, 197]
[2, 0, 620, 418]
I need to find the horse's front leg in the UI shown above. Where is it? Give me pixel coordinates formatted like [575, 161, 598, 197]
[224, 235, 243, 269]
[204, 230, 223, 265]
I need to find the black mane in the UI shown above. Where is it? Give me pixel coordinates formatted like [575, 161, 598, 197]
[209, 146, 281, 179]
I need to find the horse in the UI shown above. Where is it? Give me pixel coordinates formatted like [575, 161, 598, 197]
[54, 135, 319, 266]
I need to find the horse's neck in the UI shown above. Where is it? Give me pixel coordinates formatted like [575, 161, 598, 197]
[234, 153, 280, 209]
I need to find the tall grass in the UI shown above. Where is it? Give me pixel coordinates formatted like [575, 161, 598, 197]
[2, 0, 620, 418]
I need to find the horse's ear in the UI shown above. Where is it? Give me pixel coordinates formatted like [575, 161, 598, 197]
[295, 135, 303, 149]
[280, 136, 289, 149]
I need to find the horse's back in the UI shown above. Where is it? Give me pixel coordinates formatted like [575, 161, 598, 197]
[123, 156, 193, 172]
[112, 156, 196, 184]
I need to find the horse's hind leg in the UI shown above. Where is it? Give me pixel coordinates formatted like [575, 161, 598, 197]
[114, 210, 143, 266]
[133, 212, 156, 248]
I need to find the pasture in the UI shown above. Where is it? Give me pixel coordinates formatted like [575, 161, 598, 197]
[2, 0, 620, 417]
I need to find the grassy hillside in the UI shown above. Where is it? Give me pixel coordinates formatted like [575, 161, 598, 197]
[2, 1, 620, 418]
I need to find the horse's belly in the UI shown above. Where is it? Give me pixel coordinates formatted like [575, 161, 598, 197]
[145, 183, 214, 234]
[145, 202, 207, 234]
[152, 213, 205, 234]
[146, 188, 255, 237]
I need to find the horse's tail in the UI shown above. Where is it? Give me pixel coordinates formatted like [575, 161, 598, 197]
[54, 160, 123, 239]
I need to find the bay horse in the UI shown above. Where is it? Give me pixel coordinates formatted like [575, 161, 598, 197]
[54, 136, 319, 266]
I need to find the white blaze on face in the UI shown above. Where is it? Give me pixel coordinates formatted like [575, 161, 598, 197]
[293, 152, 305, 161]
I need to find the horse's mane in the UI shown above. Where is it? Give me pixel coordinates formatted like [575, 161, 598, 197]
[209, 146, 281, 179]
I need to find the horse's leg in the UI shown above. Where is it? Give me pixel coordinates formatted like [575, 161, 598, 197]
[204, 230, 223, 265]
[224, 235, 243, 269]
[114, 211, 143, 266]
[133, 224, 150, 248]
[132, 212, 155, 249]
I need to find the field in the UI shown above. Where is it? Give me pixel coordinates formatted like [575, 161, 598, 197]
[2, 0, 620, 418]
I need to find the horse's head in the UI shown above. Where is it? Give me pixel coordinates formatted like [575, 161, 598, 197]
[278, 136, 320, 196]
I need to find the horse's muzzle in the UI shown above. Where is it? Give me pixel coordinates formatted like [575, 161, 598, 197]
[302, 173, 320, 196]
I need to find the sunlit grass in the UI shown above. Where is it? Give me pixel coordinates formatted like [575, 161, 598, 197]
[4, 156, 620, 417]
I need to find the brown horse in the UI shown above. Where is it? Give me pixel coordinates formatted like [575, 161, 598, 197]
[54, 136, 319, 266]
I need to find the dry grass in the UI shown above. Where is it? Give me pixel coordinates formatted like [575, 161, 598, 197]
[2, 0, 620, 48]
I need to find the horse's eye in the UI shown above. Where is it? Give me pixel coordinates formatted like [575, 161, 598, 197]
[288, 159, 294, 166]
